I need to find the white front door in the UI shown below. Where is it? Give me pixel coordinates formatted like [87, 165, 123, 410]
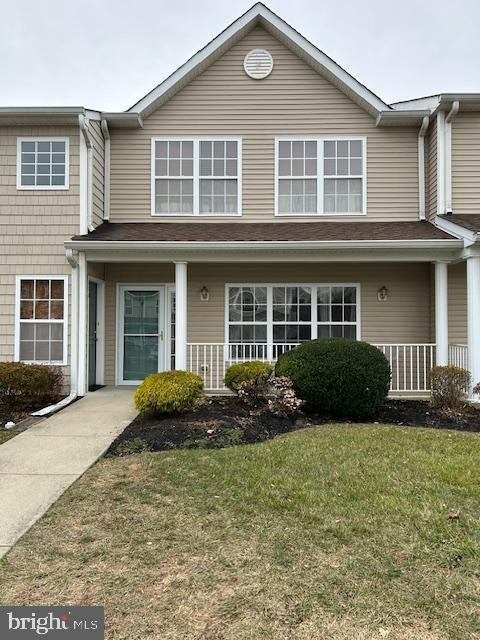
[118, 285, 165, 384]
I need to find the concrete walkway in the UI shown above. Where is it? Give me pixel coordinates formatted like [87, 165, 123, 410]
[0, 387, 137, 559]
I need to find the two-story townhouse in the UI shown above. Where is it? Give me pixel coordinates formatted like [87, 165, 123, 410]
[2, 3, 480, 405]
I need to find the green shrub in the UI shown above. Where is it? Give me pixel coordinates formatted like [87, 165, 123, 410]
[430, 365, 471, 410]
[134, 370, 203, 415]
[224, 360, 273, 392]
[276, 338, 390, 419]
[0, 362, 63, 414]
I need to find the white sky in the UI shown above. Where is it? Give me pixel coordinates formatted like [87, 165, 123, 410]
[1, 0, 479, 111]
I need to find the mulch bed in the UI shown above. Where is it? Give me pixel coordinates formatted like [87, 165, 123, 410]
[107, 396, 304, 456]
[379, 399, 480, 432]
[107, 396, 480, 456]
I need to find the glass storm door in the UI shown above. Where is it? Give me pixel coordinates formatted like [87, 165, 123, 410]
[119, 286, 165, 384]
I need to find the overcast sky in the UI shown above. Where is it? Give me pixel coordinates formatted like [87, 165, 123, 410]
[1, 0, 479, 111]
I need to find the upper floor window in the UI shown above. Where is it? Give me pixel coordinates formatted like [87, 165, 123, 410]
[152, 138, 241, 216]
[17, 138, 69, 190]
[276, 137, 366, 215]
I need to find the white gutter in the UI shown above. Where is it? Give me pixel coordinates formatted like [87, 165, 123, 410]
[418, 116, 429, 220]
[79, 114, 94, 232]
[65, 238, 462, 252]
[435, 215, 478, 246]
[101, 119, 110, 221]
[445, 100, 460, 214]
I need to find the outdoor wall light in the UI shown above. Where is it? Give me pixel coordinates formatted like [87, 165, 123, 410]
[200, 286, 210, 301]
[377, 286, 388, 302]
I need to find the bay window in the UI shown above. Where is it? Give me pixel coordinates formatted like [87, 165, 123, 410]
[276, 137, 366, 215]
[226, 283, 359, 360]
[152, 138, 241, 216]
[15, 276, 68, 365]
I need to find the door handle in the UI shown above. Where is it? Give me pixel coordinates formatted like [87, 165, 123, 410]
[160, 331, 164, 341]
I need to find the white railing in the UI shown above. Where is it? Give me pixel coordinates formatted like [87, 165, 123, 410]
[449, 344, 468, 369]
[373, 343, 435, 393]
[188, 342, 439, 393]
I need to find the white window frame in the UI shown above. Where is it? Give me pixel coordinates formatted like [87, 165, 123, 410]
[14, 275, 69, 366]
[16, 137, 70, 191]
[224, 282, 361, 361]
[151, 136, 242, 216]
[274, 136, 367, 216]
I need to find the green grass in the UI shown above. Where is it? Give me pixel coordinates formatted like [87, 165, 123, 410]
[0, 427, 15, 445]
[1, 424, 479, 639]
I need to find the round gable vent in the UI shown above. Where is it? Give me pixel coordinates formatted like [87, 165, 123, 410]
[243, 49, 273, 79]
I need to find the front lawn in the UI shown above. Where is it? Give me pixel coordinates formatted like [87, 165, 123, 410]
[1, 424, 479, 639]
[0, 427, 15, 445]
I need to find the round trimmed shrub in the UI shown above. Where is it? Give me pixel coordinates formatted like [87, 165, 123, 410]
[276, 339, 390, 419]
[224, 360, 273, 392]
[134, 371, 203, 415]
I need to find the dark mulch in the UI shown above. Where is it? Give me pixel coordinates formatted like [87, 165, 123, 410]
[379, 399, 480, 432]
[107, 396, 480, 457]
[106, 396, 306, 456]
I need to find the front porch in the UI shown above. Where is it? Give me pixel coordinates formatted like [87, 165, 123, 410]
[66, 256, 476, 398]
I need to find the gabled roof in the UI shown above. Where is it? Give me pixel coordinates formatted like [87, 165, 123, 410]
[128, 2, 391, 119]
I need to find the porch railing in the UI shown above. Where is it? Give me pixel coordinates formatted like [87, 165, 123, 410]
[448, 344, 468, 370]
[372, 343, 435, 393]
[187, 342, 439, 393]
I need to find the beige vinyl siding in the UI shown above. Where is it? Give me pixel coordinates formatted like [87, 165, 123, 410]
[109, 27, 419, 224]
[103, 261, 431, 384]
[448, 262, 467, 344]
[0, 125, 79, 385]
[452, 112, 480, 215]
[89, 120, 105, 227]
[427, 118, 437, 220]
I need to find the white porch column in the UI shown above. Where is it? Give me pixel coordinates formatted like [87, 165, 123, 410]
[77, 252, 88, 396]
[435, 261, 449, 366]
[467, 256, 480, 395]
[174, 261, 188, 370]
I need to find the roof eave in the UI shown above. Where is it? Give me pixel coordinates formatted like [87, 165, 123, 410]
[376, 109, 431, 126]
[0, 106, 88, 125]
[65, 238, 462, 252]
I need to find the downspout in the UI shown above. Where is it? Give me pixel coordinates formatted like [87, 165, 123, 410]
[32, 248, 79, 416]
[100, 119, 110, 221]
[445, 100, 459, 214]
[79, 114, 94, 232]
[418, 115, 429, 221]
[436, 111, 446, 215]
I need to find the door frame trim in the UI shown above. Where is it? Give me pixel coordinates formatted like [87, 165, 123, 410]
[116, 283, 169, 386]
[88, 276, 105, 387]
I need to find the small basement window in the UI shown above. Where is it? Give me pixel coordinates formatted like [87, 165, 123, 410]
[17, 138, 69, 190]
